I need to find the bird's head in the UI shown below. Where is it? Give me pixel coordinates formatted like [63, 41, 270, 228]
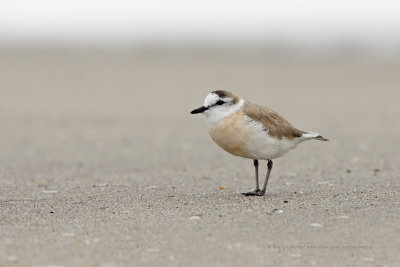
[191, 90, 243, 126]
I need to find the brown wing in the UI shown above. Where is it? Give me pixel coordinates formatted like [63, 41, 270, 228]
[243, 101, 304, 139]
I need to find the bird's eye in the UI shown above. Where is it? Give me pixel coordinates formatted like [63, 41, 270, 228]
[216, 100, 225, 105]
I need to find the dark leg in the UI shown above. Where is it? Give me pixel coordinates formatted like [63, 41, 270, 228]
[254, 159, 260, 191]
[241, 159, 261, 196]
[258, 160, 273, 196]
[242, 159, 273, 197]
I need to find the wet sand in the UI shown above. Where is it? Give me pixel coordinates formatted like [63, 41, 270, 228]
[0, 49, 399, 266]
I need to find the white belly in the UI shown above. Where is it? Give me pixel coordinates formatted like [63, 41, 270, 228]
[243, 129, 301, 159]
[208, 110, 302, 160]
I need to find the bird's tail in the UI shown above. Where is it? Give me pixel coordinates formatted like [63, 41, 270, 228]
[302, 131, 329, 141]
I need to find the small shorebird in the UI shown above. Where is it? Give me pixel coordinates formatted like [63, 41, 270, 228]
[191, 90, 328, 196]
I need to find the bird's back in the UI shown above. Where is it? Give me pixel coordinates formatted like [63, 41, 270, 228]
[242, 101, 304, 140]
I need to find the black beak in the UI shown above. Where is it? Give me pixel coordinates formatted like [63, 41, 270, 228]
[191, 106, 208, 114]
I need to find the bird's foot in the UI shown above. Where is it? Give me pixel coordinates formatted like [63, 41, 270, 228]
[241, 189, 265, 196]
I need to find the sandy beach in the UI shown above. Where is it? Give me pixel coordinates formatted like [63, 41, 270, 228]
[0, 49, 399, 266]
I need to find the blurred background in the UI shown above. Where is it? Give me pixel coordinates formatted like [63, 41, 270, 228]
[1, 0, 400, 157]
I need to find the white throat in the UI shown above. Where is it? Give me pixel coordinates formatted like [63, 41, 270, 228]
[204, 99, 244, 127]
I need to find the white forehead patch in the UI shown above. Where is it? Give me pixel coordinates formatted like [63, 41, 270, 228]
[203, 93, 219, 107]
[204, 93, 234, 107]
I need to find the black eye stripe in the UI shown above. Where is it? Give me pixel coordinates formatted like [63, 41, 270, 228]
[216, 100, 225, 105]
